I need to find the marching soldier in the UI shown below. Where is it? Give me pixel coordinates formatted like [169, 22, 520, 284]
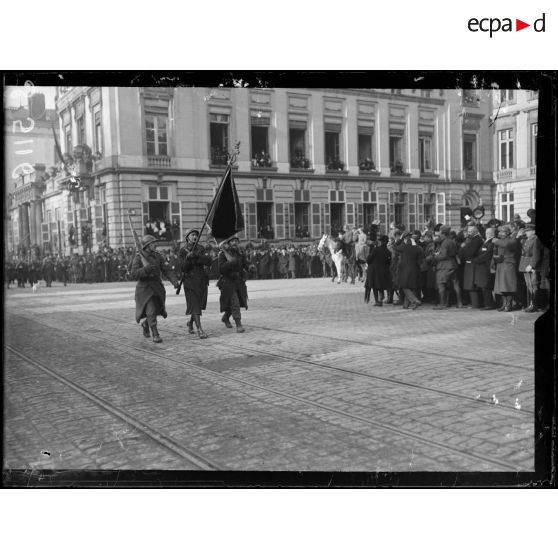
[177, 229, 213, 339]
[217, 235, 253, 333]
[130, 235, 179, 343]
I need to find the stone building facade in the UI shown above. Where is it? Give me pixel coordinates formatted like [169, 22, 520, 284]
[8, 86, 513, 256]
[490, 89, 538, 222]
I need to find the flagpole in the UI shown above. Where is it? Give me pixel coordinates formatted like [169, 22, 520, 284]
[175, 141, 240, 295]
[191, 141, 241, 252]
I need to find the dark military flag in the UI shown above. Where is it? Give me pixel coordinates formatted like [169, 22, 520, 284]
[206, 165, 245, 244]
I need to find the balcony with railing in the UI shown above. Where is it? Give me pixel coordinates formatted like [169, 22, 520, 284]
[497, 169, 514, 180]
[148, 155, 172, 167]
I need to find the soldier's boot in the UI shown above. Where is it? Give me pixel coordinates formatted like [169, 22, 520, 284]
[221, 312, 233, 328]
[141, 320, 151, 338]
[151, 325, 163, 343]
[187, 317, 195, 334]
[373, 289, 380, 306]
[193, 314, 208, 339]
[377, 291, 384, 307]
[234, 318, 245, 333]
[386, 290, 394, 304]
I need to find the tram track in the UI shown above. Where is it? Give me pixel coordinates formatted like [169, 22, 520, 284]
[81, 310, 533, 417]
[6, 312, 529, 471]
[6, 345, 222, 471]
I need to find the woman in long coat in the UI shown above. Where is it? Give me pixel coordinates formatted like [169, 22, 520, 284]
[365, 235, 392, 306]
[131, 235, 179, 342]
[491, 225, 518, 312]
[178, 229, 213, 338]
[393, 231, 424, 309]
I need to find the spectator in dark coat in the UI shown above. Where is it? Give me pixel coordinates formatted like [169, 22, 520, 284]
[459, 226, 484, 308]
[42, 256, 55, 287]
[472, 227, 497, 309]
[365, 235, 392, 306]
[388, 230, 403, 304]
[429, 226, 462, 309]
[131, 235, 179, 343]
[393, 231, 424, 309]
[420, 231, 437, 303]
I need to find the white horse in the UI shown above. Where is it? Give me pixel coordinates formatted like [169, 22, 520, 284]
[318, 234, 346, 284]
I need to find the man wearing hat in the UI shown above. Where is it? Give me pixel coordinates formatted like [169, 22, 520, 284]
[428, 225, 463, 309]
[365, 234, 392, 306]
[178, 229, 213, 338]
[458, 225, 484, 308]
[517, 224, 542, 312]
[216, 235, 252, 333]
[472, 227, 497, 309]
[130, 235, 180, 343]
[392, 230, 424, 309]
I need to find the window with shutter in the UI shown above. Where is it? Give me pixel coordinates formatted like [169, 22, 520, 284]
[436, 193, 446, 224]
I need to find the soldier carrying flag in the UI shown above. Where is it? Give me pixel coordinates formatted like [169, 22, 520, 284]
[175, 141, 252, 334]
[203, 142, 254, 332]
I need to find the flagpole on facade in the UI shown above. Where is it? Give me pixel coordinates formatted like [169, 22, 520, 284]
[175, 141, 240, 295]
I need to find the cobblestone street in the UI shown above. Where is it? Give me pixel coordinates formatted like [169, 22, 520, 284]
[4, 278, 537, 476]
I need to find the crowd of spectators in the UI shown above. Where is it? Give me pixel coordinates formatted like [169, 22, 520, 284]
[6, 212, 548, 314]
[363, 213, 549, 312]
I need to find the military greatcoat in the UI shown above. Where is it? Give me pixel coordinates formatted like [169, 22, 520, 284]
[217, 249, 250, 313]
[131, 251, 178, 323]
[178, 245, 212, 316]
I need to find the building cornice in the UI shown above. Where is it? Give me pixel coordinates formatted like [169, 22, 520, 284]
[90, 165, 494, 186]
[323, 88, 446, 106]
